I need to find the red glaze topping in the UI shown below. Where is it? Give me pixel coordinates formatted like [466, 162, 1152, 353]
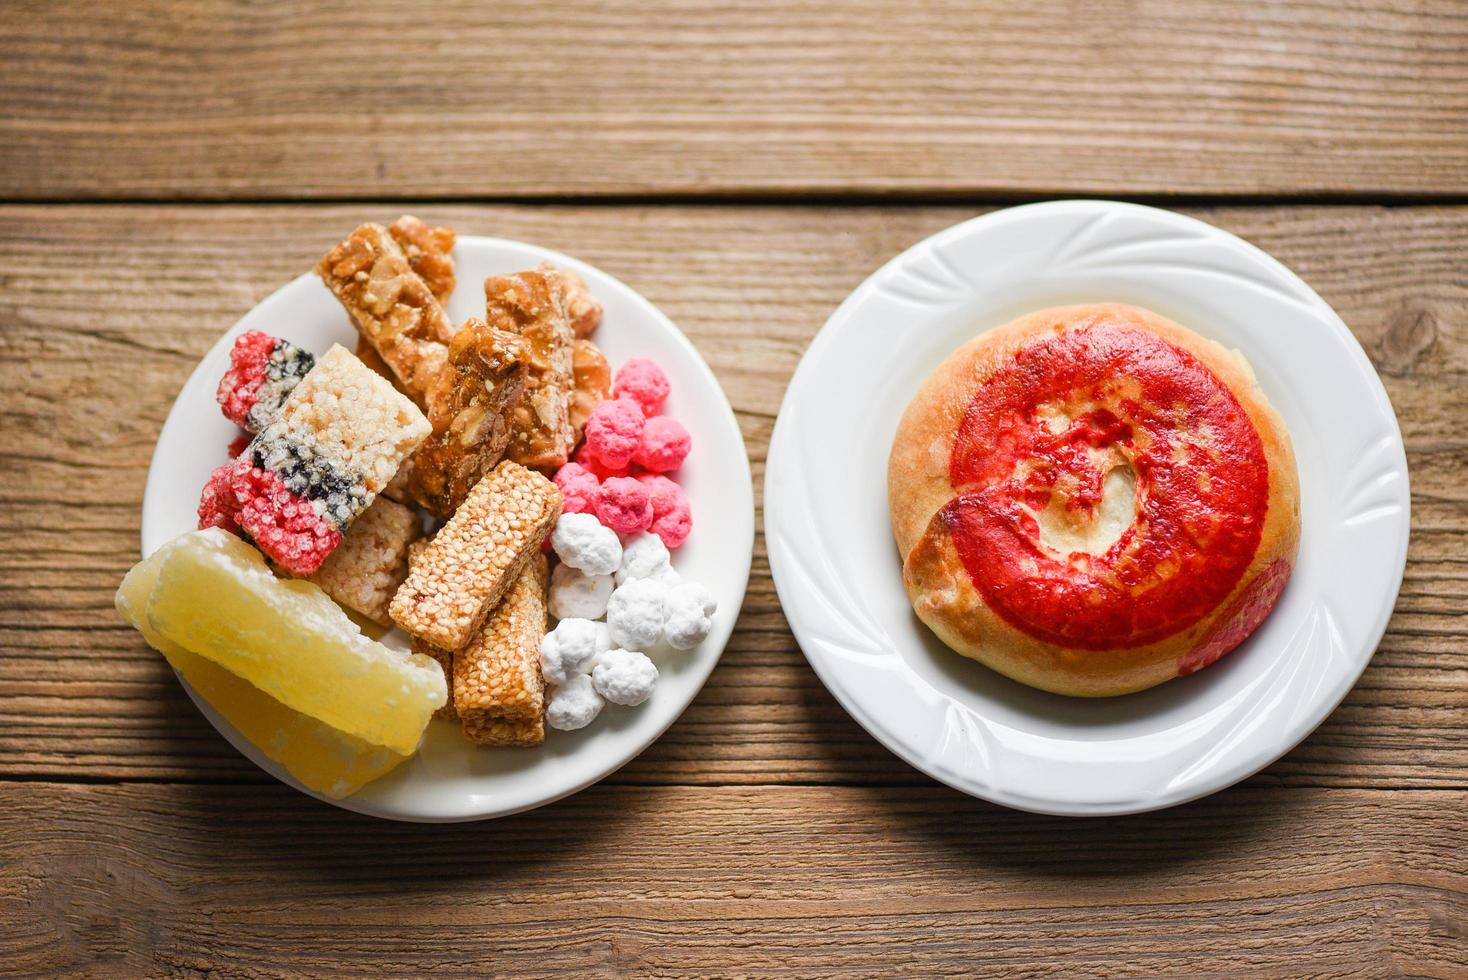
[942, 321, 1269, 650]
[1177, 558, 1290, 675]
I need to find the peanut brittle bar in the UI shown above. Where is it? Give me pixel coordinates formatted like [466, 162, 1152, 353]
[305, 495, 424, 626]
[389, 461, 561, 650]
[486, 270, 576, 470]
[455, 553, 548, 746]
[536, 260, 602, 338]
[316, 223, 455, 401]
[404, 318, 530, 519]
[389, 215, 457, 304]
[569, 338, 611, 440]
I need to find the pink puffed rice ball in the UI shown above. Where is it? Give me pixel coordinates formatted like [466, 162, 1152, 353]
[553, 461, 601, 515]
[634, 415, 691, 473]
[595, 477, 654, 534]
[613, 358, 671, 417]
[636, 473, 692, 548]
[573, 441, 634, 481]
[583, 398, 645, 470]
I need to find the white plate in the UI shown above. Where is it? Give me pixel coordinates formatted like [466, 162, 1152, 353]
[765, 200, 1410, 816]
[143, 236, 753, 822]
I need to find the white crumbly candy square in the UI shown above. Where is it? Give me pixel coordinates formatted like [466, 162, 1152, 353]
[592, 648, 658, 706]
[605, 577, 668, 650]
[551, 512, 622, 576]
[540, 617, 612, 687]
[546, 673, 604, 731]
[665, 581, 717, 651]
[549, 562, 614, 621]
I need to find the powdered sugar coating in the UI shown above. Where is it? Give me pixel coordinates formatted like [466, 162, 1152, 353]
[553, 461, 602, 515]
[634, 415, 691, 473]
[594, 477, 654, 534]
[583, 398, 645, 470]
[636, 473, 692, 549]
[613, 358, 670, 417]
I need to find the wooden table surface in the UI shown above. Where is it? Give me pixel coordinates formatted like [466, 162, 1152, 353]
[1, 2, 1465, 976]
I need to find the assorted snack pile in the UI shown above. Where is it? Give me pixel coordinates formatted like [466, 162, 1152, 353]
[117, 216, 716, 798]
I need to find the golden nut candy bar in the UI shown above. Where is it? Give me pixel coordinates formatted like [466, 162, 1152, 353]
[485, 269, 576, 470]
[389, 215, 457, 304]
[317, 223, 455, 401]
[405, 318, 530, 520]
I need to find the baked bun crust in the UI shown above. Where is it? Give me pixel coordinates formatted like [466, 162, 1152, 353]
[889, 304, 1299, 697]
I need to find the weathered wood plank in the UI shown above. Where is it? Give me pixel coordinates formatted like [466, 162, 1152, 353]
[0, 1, 1465, 199]
[1, 782, 1463, 977]
[0, 204, 1463, 790]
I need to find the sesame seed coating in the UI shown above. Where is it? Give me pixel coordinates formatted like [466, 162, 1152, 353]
[305, 496, 423, 627]
[405, 540, 457, 721]
[454, 553, 547, 746]
[388, 460, 562, 651]
[316, 223, 455, 400]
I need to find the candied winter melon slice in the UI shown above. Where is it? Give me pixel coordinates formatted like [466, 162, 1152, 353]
[143, 528, 446, 755]
[116, 540, 411, 798]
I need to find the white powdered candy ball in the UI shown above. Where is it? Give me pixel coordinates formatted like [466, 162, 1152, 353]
[592, 648, 659, 706]
[539, 617, 609, 686]
[615, 531, 674, 586]
[551, 512, 622, 576]
[545, 674, 604, 731]
[605, 577, 669, 650]
[664, 581, 718, 650]
[549, 562, 614, 621]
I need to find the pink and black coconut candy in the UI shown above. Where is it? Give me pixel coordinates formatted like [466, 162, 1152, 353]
[200, 345, 430, 575]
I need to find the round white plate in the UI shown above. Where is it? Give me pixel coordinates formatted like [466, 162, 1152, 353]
[765, 200, 1410, 816]
[143, 235, 753, 822]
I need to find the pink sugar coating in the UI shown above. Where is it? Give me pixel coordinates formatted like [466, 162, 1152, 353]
[553, 461, 602, 515]
[197, 463, 242, 533]
[613, 358, 671, 417]
[595, 477, 654, 534]
[229, 461, 341, 574]
[573, 442, 634, 480]
[634, 415, 691, 473]
[216, 330, 276, 428]
[635, 473, 691, 548]
[583, 398, 645, 469]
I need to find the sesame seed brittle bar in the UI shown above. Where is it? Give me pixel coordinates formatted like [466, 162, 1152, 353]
[486, 269, 577, 471]
[403, 318, 531, 520]
[317, 223, 455, 402]
[454, 553, 548, 746]
[389, 460, 562, 651]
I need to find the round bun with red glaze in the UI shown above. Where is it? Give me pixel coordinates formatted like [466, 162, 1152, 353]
[889, 304, 1300, 697]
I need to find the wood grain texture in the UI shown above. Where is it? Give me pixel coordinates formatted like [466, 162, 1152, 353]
[2, 782, 1465, 977]
[0, 203, 1463, 792]
[1, 1, 1466, 200]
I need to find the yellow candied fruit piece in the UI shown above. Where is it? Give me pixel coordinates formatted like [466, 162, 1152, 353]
[116, 541, 411, 799]
[142, 529, 446, 756]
